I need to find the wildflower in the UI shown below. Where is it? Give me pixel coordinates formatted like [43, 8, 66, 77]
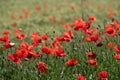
[89, 59, 98, 68]
[3, 30, 10, 35]
[108, 42, 116, 49]
[41, 34, 48, 40]
[12, 22, 17, 27]
[114, 54, 120, 60]
[55, 48, 67, 57]
[96, 42, 103, 47]
[78, 75, 86, 80]
[42, 46, 54, 55]
[89, 15, 97, 22]
[36, 7, 41, 11]
[105, 25, 116, 36]
[114, 46, 120, 53]
[86, 52, 96, 59]
[98, 71, 109, 80]
[90, 35, 99, 42]
[70, 6, 76, 10]
[0, 36, 10, 44]
[8, 53, 22, 64]
[38, 62, 48, 74]
[16, 34, 26, 40]
[66, 59, 78, 67]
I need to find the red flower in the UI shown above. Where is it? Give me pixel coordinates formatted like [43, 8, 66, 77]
[85, 37, 92, 42]
[52, 40, 62, 49]
[63, 23, 69, 30]
[4, 42, 15, 49]
[86, 52, 96, 59]
[36, 7, 41, 11]
[114, 46, 120, 53]
[29, 52, 42, 57]
[31, 33, 41, 47]
[105, 25, 116, 36]
[37, 62, 48, 74]
[16, 49, 29, 58]
[12, 22, 17, 27]
[74, 18, 86, 31]
[41, 34, 48, 40]
[0, 36, 10, 44]
[42, 46, 54, 55]
[96, 42, 103, 47]
[19, 14, 24, 19]
[108, 42, 116, 49]
[70, 6, 76, 10]
[78, 75, 86, 80]
[62, 30, 74, 42]
[24, 9, 30, 15]
[90, 35, 99, 42]
[14, 29, 22, 34]
[66, 59, 78, 67]
[98, 71, 109, 80]
[3, 30, 10, 35]
[89, 15, 97, 22]
[114, 54, 120, 60]
[16, 34, 26, 40]
[55, 48, 67, 57]
[8, 53, 22, 64]
[89, 59, 98, 68]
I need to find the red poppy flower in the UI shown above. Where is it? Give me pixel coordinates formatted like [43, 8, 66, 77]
[37, 62, 48, 74]
[31, 33, 41, 47]
[19, 42, 29, 49]
[16, 49, 29, 58]
[98, 71, 109, 80]
[89, 15, 97, 22]
[14, 29, 22, 34]
[108, 12, 117, 19]
[30, 52, 42, 57]
[90, 35, 99, 42]
[114, 46, 120, 53]
[62, 30, 74, 42]
[41, 34, 48, 40]
[112, 22, 120, 30]
[108, 42, 116, 49]
[3, 30, 10, 35]
[96, 42, 103, 47]
[36, 7, 41, 11]
[24, 9, 30, 15]
[66, 59, 78, 67]
[55, 48, 67, 57]
[8, 53, 22, 64]
[52, 40, 62, 49]
[73, 18, 86, 31]
[85, 37, 92, 42]
[114, 54, 120, 60]
[19, 14, 24, 19]
[78, 75, 86, 80]
[16, 34, 26, 40]
[42, 46, 54, 55]
[89, 59, 98, 67]
[86, 52, 96, 59]
[105, 25, 116, 36]
[0, 36, 10, 44]
[12, 22, 17, 27]
[63, 23, 69, 30]
[70, 6, 76, 10]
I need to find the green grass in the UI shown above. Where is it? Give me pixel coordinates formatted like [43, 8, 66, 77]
[0, 0, 120, 80]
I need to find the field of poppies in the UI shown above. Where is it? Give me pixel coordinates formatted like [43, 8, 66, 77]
[0, 0, 120, 80]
